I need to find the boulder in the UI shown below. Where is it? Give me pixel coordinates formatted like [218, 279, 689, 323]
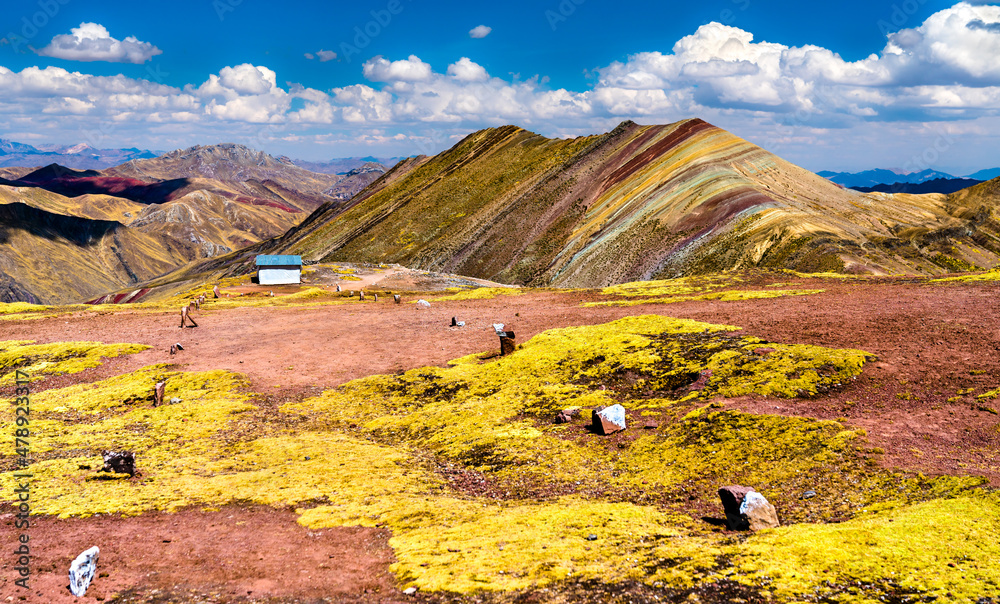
[68, 546, 100, 597]
[718, 486, 779, 530]
[740, 491, 780, 530]
[417, 299, 430, 307]
[153, 381, 166, 407]
[394, 295, 401, 304]
[592, 404, 626, 435]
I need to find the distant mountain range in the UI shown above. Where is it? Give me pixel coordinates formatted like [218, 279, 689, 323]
[0, 137, 406, 175]
[287, 156, 405, 175]
[820, 167, 1000, 193]
[0, 139, 161, 170]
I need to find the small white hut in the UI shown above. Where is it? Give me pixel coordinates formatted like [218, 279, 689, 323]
[256, 255, 302, 285]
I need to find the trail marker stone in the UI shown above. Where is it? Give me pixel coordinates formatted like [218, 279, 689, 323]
[154, 381, 166, 407]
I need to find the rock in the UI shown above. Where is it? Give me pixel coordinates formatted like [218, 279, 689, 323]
[592, 404, 626, 435]
[718, 486, 756, 530]
[100, 450, 135, 476]
[403, 587, 418, 596]
[586, 534, 598, 541]
[360, 291, 365, 301]
[169, 397, 182, 404]
[643, 421, 660, 430]
[801, 490, 817, 500]
[394, 294, 401, 304]
[555, 408, 581, 423]
[754, 347, 776, 356]
[492, 323, 505, 335]
[374, 293, 378, 302]
[687, 369, 712, 391]
[68, 546, 100, 597]
[499, 332, 516, 356]
[718, 486, 779, 530]
[213, 285, 220, 298]
[175, 343, 184, 351]
[451, 316, 458, 326]
[740, 491, 780, 530]
[417, 299, 430, 307]
[153, 381, 166, 407]
[169, 344, 176, 355]
[336, 283, 341, 292]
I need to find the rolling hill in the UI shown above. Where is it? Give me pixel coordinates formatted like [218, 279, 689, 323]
[180, 119, 998, 288]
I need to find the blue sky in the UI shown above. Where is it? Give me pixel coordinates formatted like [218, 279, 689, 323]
[1, 0, 998, 174]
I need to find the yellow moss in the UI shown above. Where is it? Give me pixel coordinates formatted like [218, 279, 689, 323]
[599, 275, 742, 298]
[978, 389, 999, 400]
[0, 302, 50, 314]
[734, 494, 1000, 603]
[0, 340, 150, 385]
[427, 287, 525, 302]
[582, 289, 823, 308]
[931, 268, 1000, 283]
[707, 340, 872, 398]
[339, 274, 363, 281]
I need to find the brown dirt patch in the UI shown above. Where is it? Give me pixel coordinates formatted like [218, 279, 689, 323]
[0, 505, 398, 603]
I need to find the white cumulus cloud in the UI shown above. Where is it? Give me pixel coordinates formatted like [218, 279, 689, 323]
[469, 25, 492, 39]
[363, 55, 433, 82]
[36, 22, 162, 64]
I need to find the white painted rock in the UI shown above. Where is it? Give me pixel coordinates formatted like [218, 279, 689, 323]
[739, 491, 780, 530]
[417, 299, 431, 307]
[592, 404, 627, 435]
[68, 546, 100, 597]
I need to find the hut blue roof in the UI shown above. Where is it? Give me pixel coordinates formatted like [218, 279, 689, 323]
[255, 255, 302, 266]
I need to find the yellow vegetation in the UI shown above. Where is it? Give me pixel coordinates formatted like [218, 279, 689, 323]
[427, 287, 525, 302]
[0, 302, 50, 314]
[0, 340, 149, 385]
[1, 319, 995, 601]
[583, 289, 824, 307]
